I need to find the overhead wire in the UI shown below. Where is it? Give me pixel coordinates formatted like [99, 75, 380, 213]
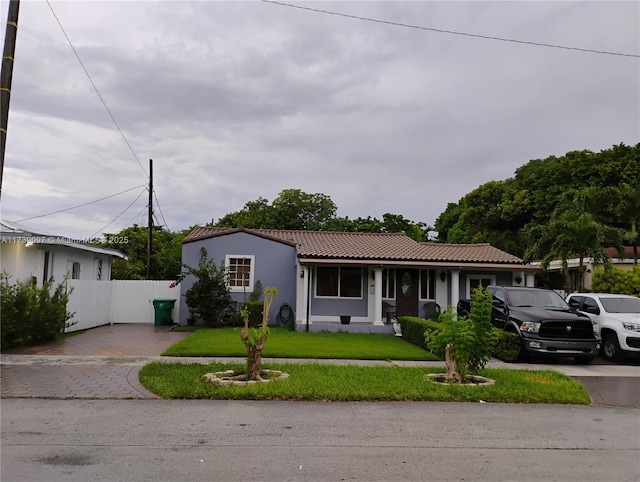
[153, 190, 170, 231]
[89, 187, 147, 238]
[262, 0, 640, 58]
[46, 1, 177, 235]
[16, 184, 147, 222]
[46, 0, 149, 177]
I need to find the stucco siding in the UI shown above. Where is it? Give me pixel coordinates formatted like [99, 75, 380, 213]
[179, 232, 297, 325]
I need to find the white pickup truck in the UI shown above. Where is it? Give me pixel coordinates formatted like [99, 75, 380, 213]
[566, 293, 640, 362]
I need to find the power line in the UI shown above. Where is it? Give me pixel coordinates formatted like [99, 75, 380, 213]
[153, 190, 169, 231]
[262, 0, 640, 59]
[46, 0, 150, 177]
[16, 184, 147, 222]
[89, 187, 147, 238]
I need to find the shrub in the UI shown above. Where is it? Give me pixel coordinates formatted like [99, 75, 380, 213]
[397, 316, 441, 350]
[592, 266, 640, 295]
[399, 310, 520, 363]
[176, 248, 234, 326]
[425, 288, 498, 381]
[239, 301, 264, 328]
[1, 274, 75, 350]
[492, 330, 521, 362]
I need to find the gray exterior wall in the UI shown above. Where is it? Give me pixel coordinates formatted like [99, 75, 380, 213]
[307, 268, 369, 318]
[179, 232, 298, 325]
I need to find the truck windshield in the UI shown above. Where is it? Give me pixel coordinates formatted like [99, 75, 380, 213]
[600, 297, 640, 313]
[508, 289, 568, 309]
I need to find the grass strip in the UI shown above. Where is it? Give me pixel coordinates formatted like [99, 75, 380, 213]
[139, 362, 590, 404]
[162, 327, 438, 361]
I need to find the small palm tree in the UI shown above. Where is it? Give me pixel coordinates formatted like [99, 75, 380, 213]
[525, 211, 624, 292]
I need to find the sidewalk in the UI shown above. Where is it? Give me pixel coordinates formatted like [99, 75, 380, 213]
[1, 324, 639, 406]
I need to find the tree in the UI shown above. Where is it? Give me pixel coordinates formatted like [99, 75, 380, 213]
[240, 286, 278, 381]
[175, 248, 233, 326]
[94, 225, 188, 280]
[524, 211, 625, 292]
[425, 287, 497, 383]
[216, 197, 275, 229]
[272, 189, 337, 230]
[617, 184, 640, 264]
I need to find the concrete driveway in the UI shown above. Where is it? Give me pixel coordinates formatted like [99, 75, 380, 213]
[1, 323, 639, 406]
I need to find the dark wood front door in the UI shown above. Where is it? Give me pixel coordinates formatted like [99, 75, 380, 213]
[395, 269, 418, 317]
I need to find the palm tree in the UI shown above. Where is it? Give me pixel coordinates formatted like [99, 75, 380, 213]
[524, 212, 625, 292]
[617, 185, 640, 264]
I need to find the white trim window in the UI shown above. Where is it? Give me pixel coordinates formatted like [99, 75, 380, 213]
[316, 266, 362, 298]
[466, 275, 495, 297]
[225, 255, 254, 292]
[420, 269, 436, 300]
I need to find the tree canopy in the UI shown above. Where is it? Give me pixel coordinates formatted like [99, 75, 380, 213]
[434, 143, 639, 258]
[216, 188, 432, 240]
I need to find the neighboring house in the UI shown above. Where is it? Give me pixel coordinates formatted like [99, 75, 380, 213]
[180, 227, 537, 331]
[0, 220, 126, 286]
[531, 246, 637, 293]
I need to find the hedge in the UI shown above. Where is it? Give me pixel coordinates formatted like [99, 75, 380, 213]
[397, 315, 521, 362]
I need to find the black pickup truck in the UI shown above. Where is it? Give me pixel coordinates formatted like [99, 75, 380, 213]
[458, 286, 601, 363]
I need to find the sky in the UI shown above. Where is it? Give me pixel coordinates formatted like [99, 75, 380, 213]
[1, 0, 638, 240]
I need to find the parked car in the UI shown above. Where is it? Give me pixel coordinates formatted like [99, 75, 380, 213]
[566, 293, 640, 362]
[458, 286, 601, 363]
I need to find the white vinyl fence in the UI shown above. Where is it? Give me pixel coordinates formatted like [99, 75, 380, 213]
[66, 280, 181, 332]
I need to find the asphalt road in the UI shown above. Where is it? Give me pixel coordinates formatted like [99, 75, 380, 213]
[1, 399, 639, 482]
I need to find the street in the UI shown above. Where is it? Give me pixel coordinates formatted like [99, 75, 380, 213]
[2, 399, 639, 482]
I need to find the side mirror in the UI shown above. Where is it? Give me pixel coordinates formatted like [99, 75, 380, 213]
[585, 306, 600, 315]
[492, 299, 505, 308]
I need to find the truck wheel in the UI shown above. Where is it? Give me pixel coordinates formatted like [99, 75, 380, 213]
[602, 333, 622, 362]
[574, 356, 595, 364]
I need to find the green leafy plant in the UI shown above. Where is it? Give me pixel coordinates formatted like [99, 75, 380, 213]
[592, 266, 640, 295]
[241, 286, 278, 380]
[174, 248, 233, 326]
[425, 287, 498, 382]
[1, 273, 76, 350]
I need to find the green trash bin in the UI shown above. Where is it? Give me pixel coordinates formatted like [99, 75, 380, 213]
[153, 298, 176, 326]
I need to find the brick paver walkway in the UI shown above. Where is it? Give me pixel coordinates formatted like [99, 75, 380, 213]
[1, 324, 190, 399]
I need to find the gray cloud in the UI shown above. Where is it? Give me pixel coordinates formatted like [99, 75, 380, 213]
[2, 1, 638, 238]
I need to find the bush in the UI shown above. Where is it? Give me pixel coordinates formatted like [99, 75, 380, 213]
[492, 330, 521, 362]
[397, 316, 441, 350]
[176, 248, 234, 326]
[399, 310, 521, 363]
[425, 288, 498, 381]
[1, 274, 75, 350]
[239, 301, 264, 328]
[592, 266, 640, 295]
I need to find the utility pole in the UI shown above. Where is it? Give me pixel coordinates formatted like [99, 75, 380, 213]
[0, 0, 20, 201]
[147, 158, 153, 279]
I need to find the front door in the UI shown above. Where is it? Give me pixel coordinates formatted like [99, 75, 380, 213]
[395, 269, 418, 317]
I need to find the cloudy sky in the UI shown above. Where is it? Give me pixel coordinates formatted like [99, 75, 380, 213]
[1, 0, 638, 239]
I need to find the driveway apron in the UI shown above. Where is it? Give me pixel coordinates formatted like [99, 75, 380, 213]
[1, 324, 190, 399]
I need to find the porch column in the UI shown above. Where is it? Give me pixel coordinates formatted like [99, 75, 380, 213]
[450, 269, 460, 309]
[525, 273, 535, 287]
[301, 266, 310, 324]
[373, 268, 383, 325]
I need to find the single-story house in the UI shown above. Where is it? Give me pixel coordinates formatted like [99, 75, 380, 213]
[531, 246, 637, 293]
[0, 220, 126, 286]
[179, 227, 538, 332]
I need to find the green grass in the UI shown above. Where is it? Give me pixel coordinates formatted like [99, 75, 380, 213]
[139, 362, 591, 404]
[162, 327, 439, 361]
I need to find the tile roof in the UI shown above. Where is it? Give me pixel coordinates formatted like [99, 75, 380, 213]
[419, 242, 524, 264]
[184, 227, 526, 265]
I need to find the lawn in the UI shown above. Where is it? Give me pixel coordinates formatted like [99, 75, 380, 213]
[163, 327, 439, 361]
[139, 362, 591, 404]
